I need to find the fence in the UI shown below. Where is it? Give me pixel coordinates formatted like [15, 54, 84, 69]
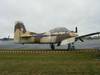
[0, 48, 99, 54]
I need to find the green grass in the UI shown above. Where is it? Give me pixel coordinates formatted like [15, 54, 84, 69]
[0, 51, 100, 75]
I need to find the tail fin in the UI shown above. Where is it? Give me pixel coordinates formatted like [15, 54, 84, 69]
[14, 21, 26, 42]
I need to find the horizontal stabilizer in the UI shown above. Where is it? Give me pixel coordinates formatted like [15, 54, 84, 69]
[21, 35, 32, 38]
[21, 33, 32, 38]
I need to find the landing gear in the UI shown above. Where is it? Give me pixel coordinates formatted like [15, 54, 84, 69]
[67, 43, 75, 50]
[50, 43, 75, 50]
[68, 44, 71, 50]
[50, 44, 55, 50]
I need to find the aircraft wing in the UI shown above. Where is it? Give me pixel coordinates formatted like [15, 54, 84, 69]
[76, 32, 100, 42]
[76, 32, 100, 38]
[61, 32, 100, 45]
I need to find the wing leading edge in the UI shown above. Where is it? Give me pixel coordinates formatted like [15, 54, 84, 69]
[76, 32, 100, 38]
[76, 32, 100, 39]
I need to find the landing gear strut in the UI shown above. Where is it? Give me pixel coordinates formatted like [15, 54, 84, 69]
[67, 43, 75, 50]
[50, 44, 55, 50]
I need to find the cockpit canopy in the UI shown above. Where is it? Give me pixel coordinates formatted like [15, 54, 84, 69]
[49, 27, 70, 33]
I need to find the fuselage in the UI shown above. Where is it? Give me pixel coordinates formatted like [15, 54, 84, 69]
[18, 31, 77, 44]
[14, 22, 78, 44]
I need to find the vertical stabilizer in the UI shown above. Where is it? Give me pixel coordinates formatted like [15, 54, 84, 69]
[14, 21, 26, 43]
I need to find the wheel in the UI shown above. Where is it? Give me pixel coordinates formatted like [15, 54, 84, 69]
[50, 44, 55, 50]
[67, 44, 71, 50]
[67, 43, 75, 50]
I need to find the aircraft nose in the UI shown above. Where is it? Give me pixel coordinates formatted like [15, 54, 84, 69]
[68, 32, 78, 37]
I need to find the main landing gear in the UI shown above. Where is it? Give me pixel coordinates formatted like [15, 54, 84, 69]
[67, 43, 75, 50]
[50, 43, 55, 50]
[50, 43, 75, 50]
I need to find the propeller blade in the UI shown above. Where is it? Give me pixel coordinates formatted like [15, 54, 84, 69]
[79, 38, 84, 42]
[75, 27, 78, 33]
[75, 38, 84, 42]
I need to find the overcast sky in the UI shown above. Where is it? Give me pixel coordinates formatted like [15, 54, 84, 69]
[0, 0, 100, 38]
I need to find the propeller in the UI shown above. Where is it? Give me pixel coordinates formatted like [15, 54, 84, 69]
[75, 37, 84, 42]
[79, 38, 84, 42]
[75, 26, 78, 33]
[74, 26, 84, 42]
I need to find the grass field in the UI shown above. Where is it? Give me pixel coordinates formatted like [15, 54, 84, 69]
[0, 50, 100, 75]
